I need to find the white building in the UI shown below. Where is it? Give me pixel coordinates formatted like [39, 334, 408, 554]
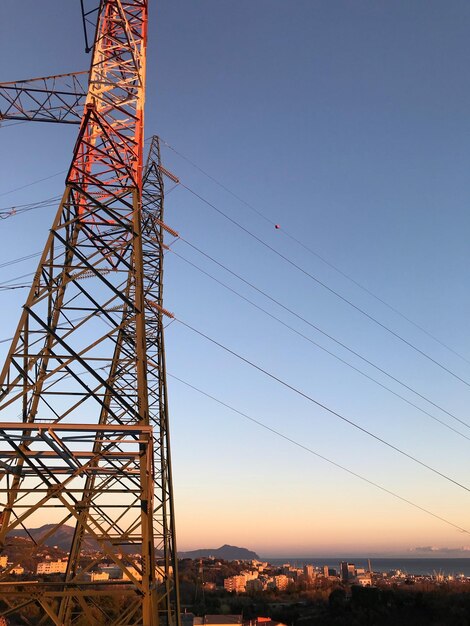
[37, 560, 67, 575]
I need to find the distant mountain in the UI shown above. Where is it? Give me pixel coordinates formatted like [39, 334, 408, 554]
[10, 525, 139, 554]
[10, 524, 100, 552]
[9, 527, 259, 562]
[179, 544, 259, 561]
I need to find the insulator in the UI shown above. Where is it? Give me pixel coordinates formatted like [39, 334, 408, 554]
[150, 215, 179, 238]
[146, 300, 175, 318]
[157, 164, 180, 184]
[69, 267, 113, 280]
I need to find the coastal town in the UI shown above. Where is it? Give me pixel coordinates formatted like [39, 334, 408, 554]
[2, 537, 469, 589]
[2, 545, 470, 624]
[3, 539, 470, 591]
[1, 522, 470, 626]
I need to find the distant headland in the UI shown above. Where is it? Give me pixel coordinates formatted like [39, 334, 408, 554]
[179, 545, 260, 560]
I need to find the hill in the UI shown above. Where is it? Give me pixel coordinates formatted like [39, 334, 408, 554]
[9, 524, 100, 552]
[8, 527, 259, 562]
[179, 544, 259, 560]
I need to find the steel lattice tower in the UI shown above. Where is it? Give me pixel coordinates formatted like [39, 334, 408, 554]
[0, 2, 181, 625]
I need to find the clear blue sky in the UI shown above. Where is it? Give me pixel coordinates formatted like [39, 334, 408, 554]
[1, 0, 470, 556]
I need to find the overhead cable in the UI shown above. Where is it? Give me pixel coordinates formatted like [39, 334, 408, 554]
[179, 183, 470, 390]
[0, 197, 60, 220]
[169, 372, 470, 535]
[171, 248, 470, 441]
[0, 170, 67, 198]
[177, 238, 470, 432]
[0, 251, 41, 270]
[161, 136, 470, 367]
[0, 271, 35, 287]
[176, 317, 470, 494]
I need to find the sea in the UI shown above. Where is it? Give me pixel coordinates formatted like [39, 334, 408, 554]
[265, 557, 470, 577]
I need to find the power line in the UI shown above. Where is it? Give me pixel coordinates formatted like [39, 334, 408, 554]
[10, 228, 451, 491]
[0, 251, 40, 270]
[177, 317, 470, 494]
[5, 243, 467, 451]
[0, 170, 66, 198]
[4, 138, 466, 376]
[171, 248, 470, 442]
[0, 285, 29, 291]
[0, 271, 35, 287]
[0, 197, 60, 220]
[6, 142, 467, 386]
[2, 142, 467, 495]
[168, 372, 470, 535]
[161, 136, 470, 367]
[179, 182, 470, 390]
[177, 237, 470, 432]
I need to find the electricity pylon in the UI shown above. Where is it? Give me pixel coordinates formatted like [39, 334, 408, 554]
[0, 2, 180, 625]
[0, 72, 87, 124]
